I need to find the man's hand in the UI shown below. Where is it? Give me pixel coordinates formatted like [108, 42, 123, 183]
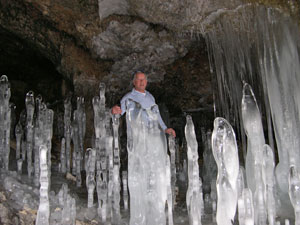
[165, 128, 176, 137]
[111, 105, 122, 114]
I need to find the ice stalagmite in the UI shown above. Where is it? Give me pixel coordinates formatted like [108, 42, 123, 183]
[122, 171, 128, 210]
[74, 97, 86, 163]
[168, 135, 177, 209]
[93, 83, 110, 222]
[60, 138, 66, 173]
[263, 144, 276, 225]
[241, 83, 265, 192]
[15, 121, 23, 160]
[86, 148, 96, 208]
[185, 115, 202, 225]
[26, 91, 35, 177]
[289, 165, 300, 225]
[241, 83, 267, 224]
[0, 75, 11, 170]
[212, 117, 239, 225]
[112, 114, 121, 224]
[36, 145, 50, 225]
[126, 99, 170, 225]
[64, 97, 72, 173]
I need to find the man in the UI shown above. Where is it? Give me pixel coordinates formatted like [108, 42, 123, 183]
[111, 71, 176, 137]
[112, 71, 175, 225]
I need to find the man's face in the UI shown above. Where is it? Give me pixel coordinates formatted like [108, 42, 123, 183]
[133, 72, 147, 92]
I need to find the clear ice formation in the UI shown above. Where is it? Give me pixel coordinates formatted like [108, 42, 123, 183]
[185, 115, 202, 225]
[15, 121, 23, 160]
[241, 83, 268, 224]
[168, 135, 177, 209]
[212, 117, 239, 225]
[25, 91, 35, 177]
[241, 83, 265, 193]
[202, 128, 217, 194]
[288, 165, 300, 225]
[60, 138, 66, 173]
[72, 96, 86, 187]
[0, 75, 11, 170]
[125, 98, 171, 225]
[112, 113, 121, 223]
[36, 145, 50, 225]
[85, 148, 96, 208]
[63, 96, 72, 173]
[122, 170, 129, 210]
[263, 144, 276, 225]
[93, 82, 112, 222]
[206, 5, 300, 220]
[238, 188, 254, 225]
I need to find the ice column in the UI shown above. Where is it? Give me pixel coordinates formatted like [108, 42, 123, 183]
[26, 91, 35, 177]
[93, 83, 109, 222]
[71, 120, 81, 187]
[122, 171, 128, 210]
[86, 148, 96, 208]
[185, 115, 202, 225]
[64, 97, 72, 173]
[241, 83, 267, 224]
[36, 145, 50, 225]
[60, 138, 66, 173]
[0, 75, 11, 170]
[126, 99, 169, 225]
[112, 114, 121, 223]
[212, 117, 239, 225]
[289, 165, 300, 225]
[168, 135, 177, 209]
[74, 96, 86, 161]
[238, 188, 254, 225]
[263, 144, 276, 225]
[15, 121, 23, 160]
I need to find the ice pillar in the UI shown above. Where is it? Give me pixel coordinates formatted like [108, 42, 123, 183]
[185, 115, 202, 225]
[212, 117, 239, 225]
[126, 99, 169, 225]
[36, 145, 50, 225]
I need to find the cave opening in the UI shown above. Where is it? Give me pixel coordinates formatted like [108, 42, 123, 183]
[0, 27, 73, 119]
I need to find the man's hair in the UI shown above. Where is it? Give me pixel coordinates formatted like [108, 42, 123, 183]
[132, 70, 147, 81]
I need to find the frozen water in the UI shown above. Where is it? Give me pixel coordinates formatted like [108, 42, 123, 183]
[185, 115, 202, 225]
[212, 117, 239, 225]
[125, 99, 171, 225]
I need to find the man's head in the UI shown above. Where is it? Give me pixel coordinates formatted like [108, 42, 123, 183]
[133, 71, 147, 93]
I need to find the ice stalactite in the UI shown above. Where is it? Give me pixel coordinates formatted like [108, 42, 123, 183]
[36, 145, 50, 225]
[212, 117, 239, 225]
[206, 5, 300, 219]
[185, 115, 202, 225]
[125, 99, 171, 225]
